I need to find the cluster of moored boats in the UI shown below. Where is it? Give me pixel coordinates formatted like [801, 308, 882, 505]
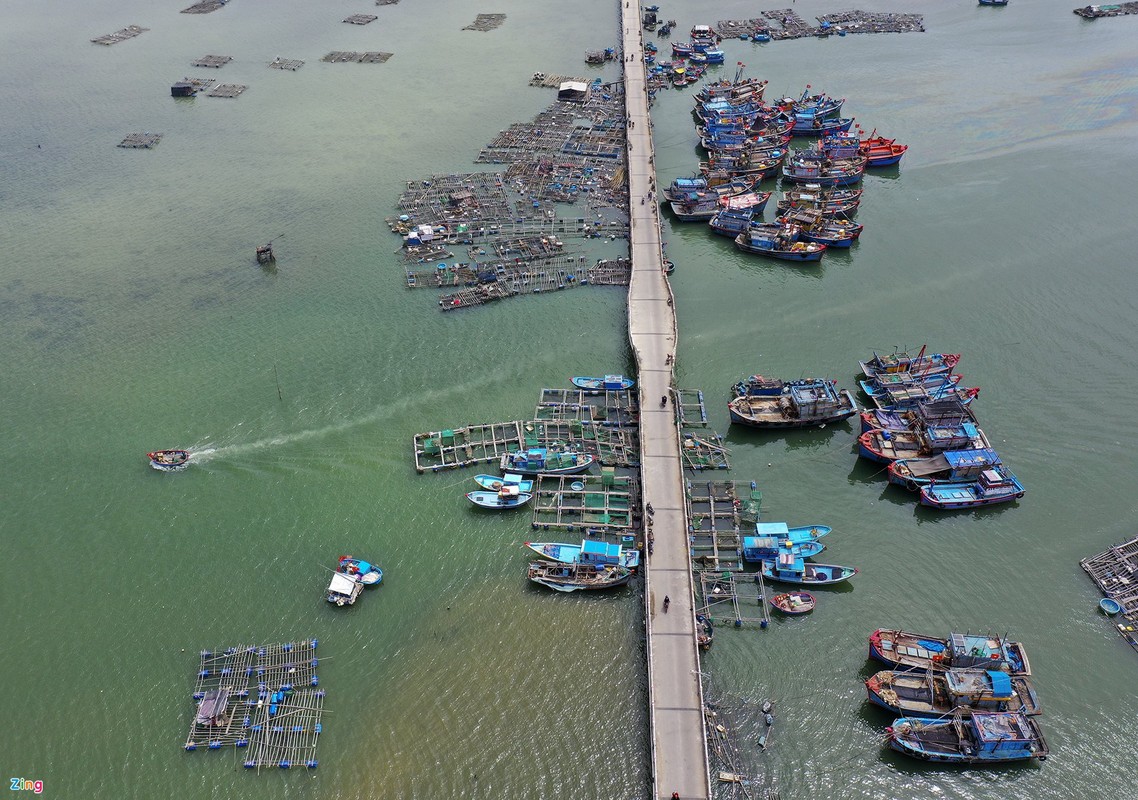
[744, 520, 856, 608]
[663, 62, 908, 263]
[325, 555, 383, 606]
[865, 628, 1049, 764]
[857, 348, 1025, 510]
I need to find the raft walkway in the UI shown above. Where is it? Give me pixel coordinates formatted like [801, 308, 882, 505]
[621, 3, 712, 798]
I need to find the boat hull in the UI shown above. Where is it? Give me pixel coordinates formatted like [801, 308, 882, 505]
[770, 591, 816, 614]
[760, 561, 857, 585]
[466, 490, 533, 508]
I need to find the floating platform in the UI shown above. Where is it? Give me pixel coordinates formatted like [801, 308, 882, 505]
[193, 55, 232, 68]
[91, 25, 148, 45]
[208, 83, 247, 98]
[182, 0, 227, 12]
[433, 258, 630, 312]
[1081, 536, 1138, 653]
[321, 51, 393, 63]
[531, 473, 634, 532]
[716, 10, 923, 39]
[530, 72, 589, 88]
[675, 389, 709, 427]
[270, 58, 305, 71]
[535, 387, 638, 427]
[463, 13, 506, 31]
[697, 571, 771, 627]
[680, 430, 730, 471]
[118, 132, 163, 149]
[686, 480, 759, 571]
[343, 14, 378, 24]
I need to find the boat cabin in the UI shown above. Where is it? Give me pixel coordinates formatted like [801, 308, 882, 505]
[967, 712, 1044, 757]
[195, 689, 230, 727]
[787, 381, 844, 415]
[949, 633, 1026, 672]
[943, 669, 1015, 710]
[326, 572, 363, 606]
[743, 533, 798, 561]
[925, 421, 982, 451]
[579, 539, 623, 567]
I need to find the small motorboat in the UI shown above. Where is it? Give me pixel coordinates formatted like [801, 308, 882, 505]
[473, 473, 534, 493]
[760, 553, 857, 585]
[467, 487, 533, 509]
[770, 591, 816, 614]
[148, 449, 190, 472]
[571, 374, 635, 391]
[337, 555, 382, 586]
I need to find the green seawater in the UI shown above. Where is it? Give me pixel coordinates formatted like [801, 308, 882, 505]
[3, 0, 1138, 797]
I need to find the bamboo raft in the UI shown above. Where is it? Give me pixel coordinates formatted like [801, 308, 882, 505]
[270, 58, 305, 71]
[1081, 536, 1138, 653]
[686, 480, 759, 572]
[91, 25, 148, 45]
[716, 10, 923, 39]
[1075, 1, 1138, 16]
[208, 83, 247, 98]
[697, 570, 771, 627]
[343, 14, 378, 24]
[681, 430, 730, 471]
[429, 258, 630, 311]
[182, 0, 227, 12]
[193, 55, 232, 68]
[675, 389, 710, 427]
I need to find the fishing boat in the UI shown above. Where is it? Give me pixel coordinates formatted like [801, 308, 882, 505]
[779, 207, 863, 247]
[889, 448, 1002, 491]
[776, 186, 862, 217]
[466, 487, 533, 509]
[325, 571, 363, 606]
[865, 668, 1042, 718]
[870, 383, 980, 412]
[337, 555, 383, 586]
[733, 374, 837, 397]
[697, 614, 714, 649]
[742, 521, 831, 561]
[525, 539, 641, 571]
[858, 421, 990, 464]
[860, 396, 978, 434]
[729, 378, 857, 428]
[886, 711, 1049, 764]
[571, 374, 635, 391]
[859, 371, 962, 399]
[734, 225, 827, 262]
[860, 349, 960, 380]
[868, 629, 1032, 675]
[689, 48, 725, 64]
[918, 467, 1025, 510]
[502, 446, 593, 475]
[148, 449, 190, 472]
[770, 591, 817, 614]
[709, 206, 756, 238]
[782, 151, 866, 187]
[473, 473, 535, 493]
[760, 552, 857, 585]
[527, 559, 633, 592]
[860, 132, 909, 166]
[775, 89, 845, 119]
[791, 116, 856, 137]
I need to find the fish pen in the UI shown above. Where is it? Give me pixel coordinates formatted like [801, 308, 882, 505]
[118, 133, 163, 149]
[531, 472, 634, 532]
[91, 25, 148, 45]
[243, 688, 325, 770]
[413, 422, 527, 473]
[343, 14, 377, 24]
[528, 420, 640, 466]
[185, 640, 323, 758]
[321, 51, 394, 63]
[208, 83, 247, 98]
[535, 387, 638, 427]
[1081, 536, 1138, 652]
[675, 388, 710, 427]
[680, 430, 731, 471]
[697, 572, 771, 628]
[686, 480, 759, 572]
[463, 14, 507, 31]
[436, 262, 626, 311]
[193, 55, 232, 68]
[269, 58, 304, 71]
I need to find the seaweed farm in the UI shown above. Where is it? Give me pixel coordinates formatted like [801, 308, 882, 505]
[185, 640, 326, 770]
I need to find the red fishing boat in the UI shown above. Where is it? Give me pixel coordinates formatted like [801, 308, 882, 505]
[859, 130, 908, 166]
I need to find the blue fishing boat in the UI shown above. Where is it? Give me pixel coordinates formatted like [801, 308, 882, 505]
[860, 370, 962, 399]
[776, 186, 863, 217]
[671, 41, 695, 58]
[502, 446, 593, 475]
[691, 48, 725, 64]
[782, 152, 865, 187]
[791, 116, 856, 137]
[742, 534, 824, 562]
[466, 488, 533, 509]
[978, 0, 1009, 5]
[148, 449, 190, 472]
[866, 669, 1042, 719]
[525, 539, 641, 571]
[868, 629, 1032, 675]
[760, 552, 857, 585]
[919, 467, 1025, 510]
[869, 381, 981, 412]
[473, 473, 535, 493]
[774, 89, 845, 119]
[780, 207, 863, 247]
[337, 555, 383, 586]
[729, 378, 857, 428]
[886, 711, 1049, 764]
[571, 374, 635, 390]
[858, 421, 990, 464]
[861, 349, 961, 380]
[527, 559, 633, 592]
[889, 448, 1002, 491]
[734, 225, 827, 262]
[860, 396, 978, 434]
[709, 206, 756, 238]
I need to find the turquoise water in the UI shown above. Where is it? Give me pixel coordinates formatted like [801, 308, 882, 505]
[3, 0, 1138, 797]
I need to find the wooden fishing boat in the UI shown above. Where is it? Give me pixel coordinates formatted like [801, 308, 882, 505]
[770, 591, 817, 614]
[502, 446, 593, 475]
[774, 89, 845, 119]
[326, 571, 363, 606]
[697, 614, 714, 649]
[868, 629, 1032, 675]
[886, 711, 1049, 764]
[734, 225, 827, 262]
[734, 374, 838, 398]
[148, 449, 190, 472]
[527, 559, 633, 592]
[742, 521, 831, 561]
[525, 539, 641, 571]
[337, 555, 383, 586]
[779, 207, 863, 247]
[865, 668, 1042, 718]
[861, 134, 909, 166]
[760, 553, 857, 585]
[978, 0, 1009, 6]
[860, 396, 979, 434]
[708, 206, 756, 238]
[776, 186, 862, 216]
[782, 151, 866, 187]
[571, 374, 635, 390]
[918, 467, 1025, 510]
[473, 473, 535, 493]
[889, 448, 1002, 491]
[466, 488, 533, 509]
[729, 378, 857, 428]
[859, 371, 962, 400]
[860, 349, 960, 380]
[858, 421, 990, 464]
[791, 116, 856, 137]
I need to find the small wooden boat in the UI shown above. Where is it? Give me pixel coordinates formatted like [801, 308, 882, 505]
[868, 629, 1031, 675]
[697, 614, 714, 649]
[467, 487, 533, 509]
[866, 668, 1041, 718]
[527, 559, 633, 592]
[886, 711, 1049, 764]
[770, 591, 816, 614]
[474, 473, 534, 493]
[919, 467, 1025, 510]
[860, 134, 909, 166]
[1100, 597, 1123, 615]
[729, 378, 858, 429]
[760, 553, 857, 585]
[337, 555, 382, 585]
[326, 571, 363, 606]
[502, 446, 593, 475]
[525, 539, 641, 571]
[571, 374, 634, 391]
[888, 448, 1002, 491]
[148, 449, 191, 472]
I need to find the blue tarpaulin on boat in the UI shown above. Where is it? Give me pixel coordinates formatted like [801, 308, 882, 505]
[917, 639, 946, 653]
[986, 670, 1013, 698]
[944, 449, 999, 468]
